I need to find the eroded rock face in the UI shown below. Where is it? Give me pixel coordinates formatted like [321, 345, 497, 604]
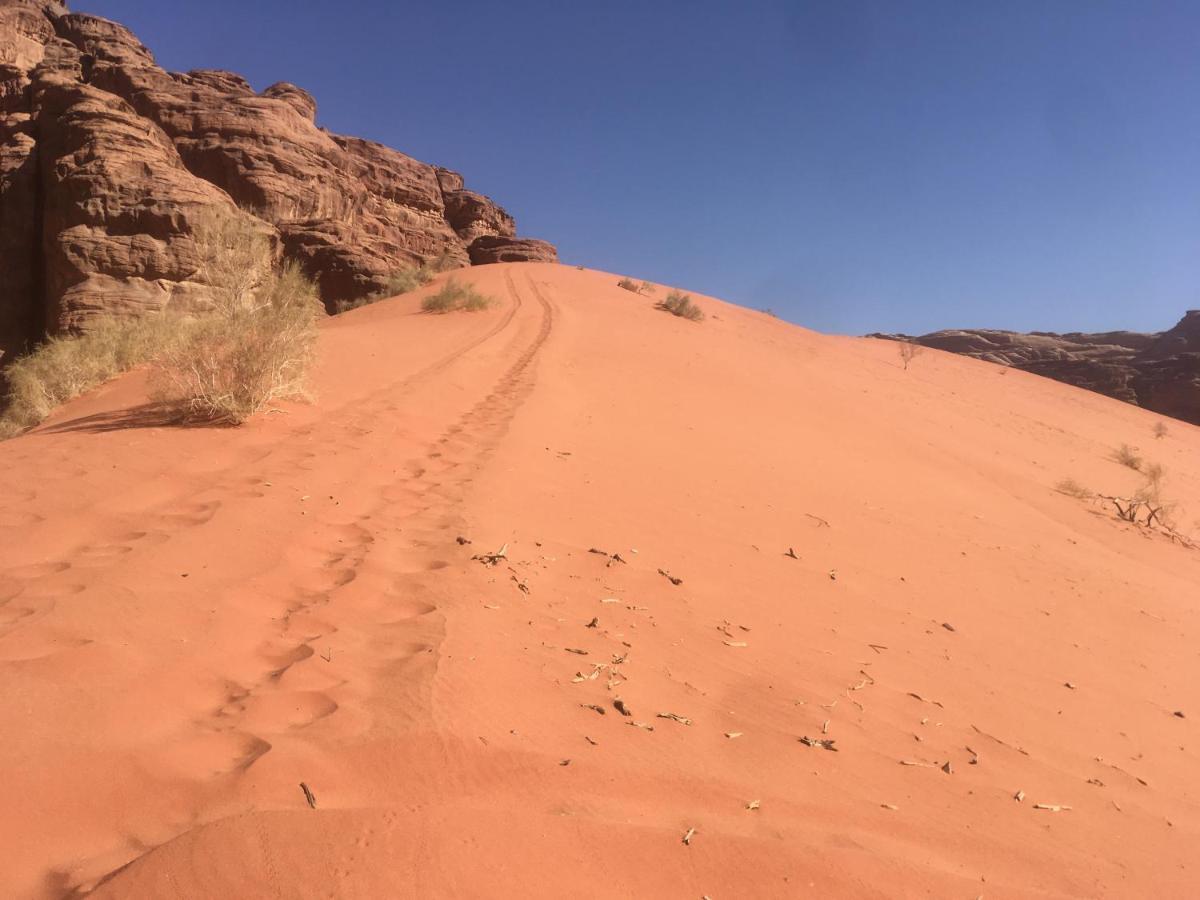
[468, 235, 559, 265]
[870, 311, 1200, 426]
[0, 0, 555, 359]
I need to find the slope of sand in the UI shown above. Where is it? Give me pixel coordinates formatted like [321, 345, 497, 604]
[1, 264, 1197, 899]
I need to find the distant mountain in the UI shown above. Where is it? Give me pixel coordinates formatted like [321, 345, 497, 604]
[869, 310, 1200, 426]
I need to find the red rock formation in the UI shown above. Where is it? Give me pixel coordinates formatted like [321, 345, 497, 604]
[0, 0, 555, 359]
[870, 311, 1200, 426]
[468, 236, 559, 265]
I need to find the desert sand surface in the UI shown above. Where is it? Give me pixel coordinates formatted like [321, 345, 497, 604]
[1, 263, 1198, 899]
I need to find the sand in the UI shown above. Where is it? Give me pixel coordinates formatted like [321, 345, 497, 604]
[1, 263, 1197, 898]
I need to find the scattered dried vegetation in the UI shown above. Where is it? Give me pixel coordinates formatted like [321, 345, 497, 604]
[898, 341, 922, 370]
[0, 208, 324, 436]
[1058, 449, 1194, 548]
[421, 279, 492, 313]
[1055, 478, 1094, 500]
[152, 261, 322, 424]
[657, 289, 704, 321]
[0, 315, 184, 438]
[335, 253, 458, 313]
[1113, 443, 1142, 470]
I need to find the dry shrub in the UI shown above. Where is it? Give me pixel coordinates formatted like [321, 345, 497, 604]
[640, 281, 656, 294]
[617, 277, 640, 293]
[153, 261, 322, 424]
[1153, 421, 1169, 439]
[0, 208, 323, 436]
[336, 254, 460, 313]
[658, 289, 704, 321]
[1113, 443, 1142, 470]
[1055, 478, 1094, 499]
[898, 341, 922, 370]
[421, 279, 492, 313]
[191, 207, 273, 314]
[0, 315, 184, 438]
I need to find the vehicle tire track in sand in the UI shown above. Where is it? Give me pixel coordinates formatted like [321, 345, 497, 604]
[0, 285, 527, 625]
[55, 272, 557, 897]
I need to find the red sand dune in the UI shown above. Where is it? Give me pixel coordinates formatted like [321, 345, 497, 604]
[1, 263, 1197, 898]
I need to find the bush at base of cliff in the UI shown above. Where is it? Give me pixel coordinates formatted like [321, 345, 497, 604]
[0, 315, 185, 437]
[421, 279, 492, 313]
[152, 262, 323, 424]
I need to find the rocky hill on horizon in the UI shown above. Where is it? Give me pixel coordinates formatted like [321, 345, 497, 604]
[0, 0, 556, 362]
[870, 309, 1200, 426]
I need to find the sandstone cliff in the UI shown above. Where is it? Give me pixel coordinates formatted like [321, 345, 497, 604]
[0, 0, 556, 362]
[870, 310, 1200, 426]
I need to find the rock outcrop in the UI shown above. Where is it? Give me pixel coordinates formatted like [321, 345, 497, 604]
[870, 310, 1200, 426]
[468, 235, 559, 266]
[0, 0, 555, 361]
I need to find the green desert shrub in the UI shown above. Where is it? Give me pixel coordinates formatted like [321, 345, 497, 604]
[657, 289, 704, 321]
[421, 279, 492, 313]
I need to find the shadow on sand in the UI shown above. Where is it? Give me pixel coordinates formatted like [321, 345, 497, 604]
[36, 402, 229, 435]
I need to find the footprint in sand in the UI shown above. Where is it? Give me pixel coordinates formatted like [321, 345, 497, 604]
[154, 730, 273, 778]
[237, 690, 339, 732]
[7, 560, 71, 581]
[155, 500, 221, 529]
[0, 626, 91, 662]
[0, 509, 44, 529]
[378, 598, 437, 625]
[73, 543, 135, 567]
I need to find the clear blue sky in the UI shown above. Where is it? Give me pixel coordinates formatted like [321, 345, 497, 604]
[82, 0, 1200, 335]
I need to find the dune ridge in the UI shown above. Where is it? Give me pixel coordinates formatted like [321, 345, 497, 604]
[1, 264, 1197, 898]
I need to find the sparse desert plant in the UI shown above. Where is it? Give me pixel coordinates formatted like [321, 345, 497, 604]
[639, 281, 655, 294]
[898, 341, 922, 370]
[191, 207, 273, 314]
[1113, 443, 1142, 471]
[617, 277, 640, 293]
[153, 261, 323, 424]
[0, 315, 185, 437]
[154, 214, 324, 424]
[335, 255, 459, 314]
[421, 279, 492, 313]
[0, 209, 325, 436]
[1055, 478, 1094, 499]
[1153, 421, 1169, 439]
[657, 290, 704, 321]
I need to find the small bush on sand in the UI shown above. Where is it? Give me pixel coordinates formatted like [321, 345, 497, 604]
[898, 341, 922, 370]
[153, 261, 322, 424]
[192, 207, 273, 314]
[1113, 443, 1142, 470]
[617, 277, 640, 293]
[421, 279, 492, 313]
[0, 210, 324, 435]
[335, 255, 459, 313]
[639, 281, 655, 294]
[1153, 421, 1169, 439]
[0, 315, 183, 437]
[657, 290, 704, 321]
[1055, 478, 1094, 499]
